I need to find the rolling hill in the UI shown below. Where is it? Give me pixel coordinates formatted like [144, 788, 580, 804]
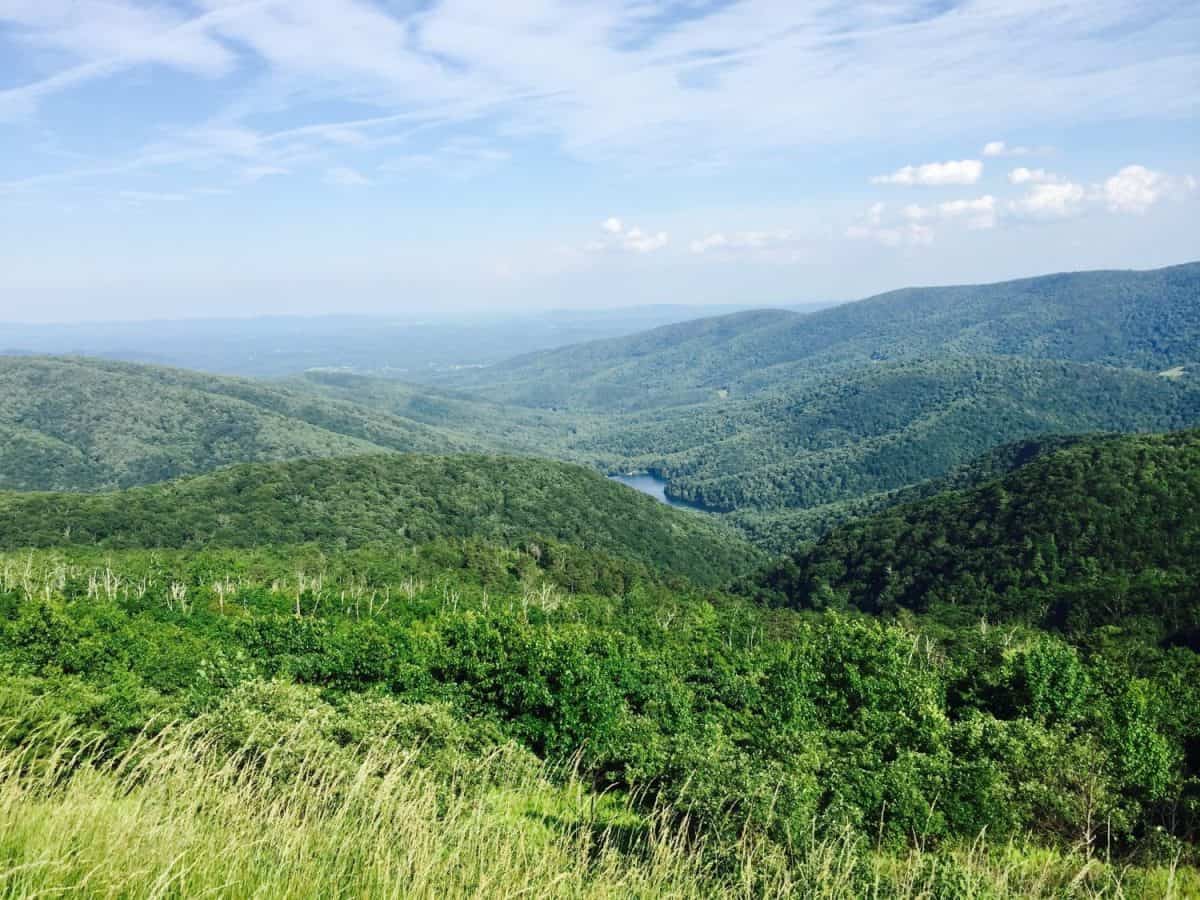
[451, 262, 1200, 411]
[750, 429, 1200, 634]
[582, 355, 1200, 512]
[0, 453, 759, 584]
[0, 356, 474, 491]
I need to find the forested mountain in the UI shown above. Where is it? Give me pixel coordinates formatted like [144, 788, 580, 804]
[452, 262, 1200, 411]
[0, 453, 757, 585]
[581, 355, 1200, 511]
[728, 433, 1095, 551]
[0, 357, 474, 491]
[290, 369, 588, 455]
[751, 430, 1200, 636]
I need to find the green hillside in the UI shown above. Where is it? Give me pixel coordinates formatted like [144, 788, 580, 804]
[452, 262, 1200, 411]
[0, 453, 758, 585]
[580, 355, 1200, 511]
[0, 357, 469, 491]
[751, 430, 1200, 635]
[728, 433, 1096, 551]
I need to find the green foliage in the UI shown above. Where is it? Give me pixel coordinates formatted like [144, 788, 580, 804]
[0, 454, 759, 585]
[751, 430, 1200, 638]
[0, 544, 1196, 865]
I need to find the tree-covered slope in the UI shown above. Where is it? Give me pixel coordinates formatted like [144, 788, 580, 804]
[582, 355, 1200, 512]
[452, 262, 1200, 411]
[0, 454, 758, 584]
[0, 357, 469, 491]
[728, 433, 1096, 552]
[751, 430, 1200, 634]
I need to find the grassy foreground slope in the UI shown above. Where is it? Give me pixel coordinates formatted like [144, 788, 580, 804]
[2, 722, 1190, 899]
[0, 356, 468, 491]
[453, 262, 1200, 411]
[752, 430, 1200, 633]
[0, 453, 757, 584]
[0, 543, 1195, 897]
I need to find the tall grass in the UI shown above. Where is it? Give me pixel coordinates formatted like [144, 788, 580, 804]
[0, 725, 1193, 898]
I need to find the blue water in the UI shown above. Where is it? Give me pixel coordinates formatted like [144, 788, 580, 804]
[608, 473, 700, 510]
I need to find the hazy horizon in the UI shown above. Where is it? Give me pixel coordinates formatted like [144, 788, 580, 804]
[2, 1, 1198, 322]
[3, 258, 1197, 328]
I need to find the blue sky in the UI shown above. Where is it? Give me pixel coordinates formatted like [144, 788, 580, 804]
[1, 0, 1198, 321]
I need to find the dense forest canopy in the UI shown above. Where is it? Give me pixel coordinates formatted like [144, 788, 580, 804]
[0, 453, 757, 586]
[749, 430, 1200, 637]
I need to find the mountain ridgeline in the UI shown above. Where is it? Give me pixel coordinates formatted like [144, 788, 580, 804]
[451, 262, 1200, 411]
[0, 356, 473, 491]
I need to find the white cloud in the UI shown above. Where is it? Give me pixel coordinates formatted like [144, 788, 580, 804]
[901, 195, 996, 230]
[623, 226, 669, 253]
[983, 141, 1052, 158]
[689, 230, 800, 258]
[1102, 165, 1167, 214]
[587, 217, 668, 254]
[847, 204, 934, 246]
[690, 233, 729, 254]
[871, 160, 982, 186]
[1008, 181, 1086, 219]
[1009, 167, 1058, 185]
[325, 166, 370, 186]
[937, 195, 997, 230]
[1098, 165, 1196, 215]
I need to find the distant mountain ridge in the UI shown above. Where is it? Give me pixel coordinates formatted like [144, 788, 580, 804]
[0, 356, 469, 491]
[452, 262, 1200, 411]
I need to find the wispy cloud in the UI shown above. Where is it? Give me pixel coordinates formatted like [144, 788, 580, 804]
[1008, 167, 1060, 185]
[983, 141, 1054, 158]
[325, 165, 370, 187]
[587, 217, 669, 254]
[3, 0, 1197, 176]
[871, 160, 983, 187]
[689, 230, 805, 262]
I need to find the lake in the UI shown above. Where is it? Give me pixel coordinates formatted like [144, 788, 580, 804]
[608, 473, 701, 510]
